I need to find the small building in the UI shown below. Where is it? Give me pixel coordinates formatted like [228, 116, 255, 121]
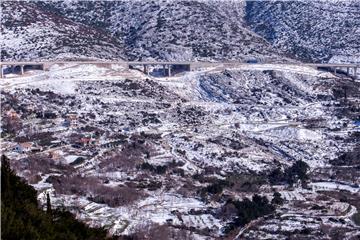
[6, 109, 19, 120]
[80, 137, 91, 146]
[36, 110, 57, 119]
[31, 146, 43, 153]
[49, 150, 62, 161]
[67, 113, 78, 127]
[50, 140, 63, 148]
[62, 118, 71, 127]
[79, 137, 98, 146]
[13, 142, 33, 153]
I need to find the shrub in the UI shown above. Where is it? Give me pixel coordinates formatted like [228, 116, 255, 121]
[271, 192, 284, 205]
[139, 162, 168, 174]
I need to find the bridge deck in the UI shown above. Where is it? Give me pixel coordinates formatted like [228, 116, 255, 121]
[0, 61, 358, 79]
[0, 61, 359, 68]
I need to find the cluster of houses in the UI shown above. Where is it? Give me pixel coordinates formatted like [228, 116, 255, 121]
[5, 107, 131, 167]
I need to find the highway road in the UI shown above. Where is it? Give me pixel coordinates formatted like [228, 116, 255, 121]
[1, 61, 359, 68]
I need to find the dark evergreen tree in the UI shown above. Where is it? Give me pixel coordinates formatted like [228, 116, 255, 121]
[46, 193, 52, 214]
[268, 167, 284, 184]
[271, 191, 284, 205]
[268, 161, 310, 186]
[286, 160, 309, 186]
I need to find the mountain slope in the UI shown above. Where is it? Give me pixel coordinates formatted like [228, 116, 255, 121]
[1, 1, 125, 61]
[245, 0, 360, 63]
[57, 0, 282, 61]
[2, 0, 360, 63]
[2, 0, 284, 61]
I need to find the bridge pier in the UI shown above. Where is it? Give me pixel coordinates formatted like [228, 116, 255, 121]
[162, 64, 172, 77]
[354, 67, 358, 79]
[347, 67, 349, 75]
[167, 65, 171, 77]
[0, 65, 3, 78]
[42, 63, 48, 71]
[143, 65, 148, 75]
[20, 65, 24, 75]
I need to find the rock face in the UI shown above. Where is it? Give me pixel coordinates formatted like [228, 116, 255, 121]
[245, 0, 360, 63]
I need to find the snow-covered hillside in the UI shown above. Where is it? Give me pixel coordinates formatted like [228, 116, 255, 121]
[1, 64, 359, 239]
[245, 0, 360, 63]
[2, 0, 284, 61]
[1, 0, 360, 239]
[2, 0, 360, 63]
[1, 1, 125, 61]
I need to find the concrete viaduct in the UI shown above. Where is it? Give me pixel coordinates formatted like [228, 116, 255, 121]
[0, 61, 359, 79]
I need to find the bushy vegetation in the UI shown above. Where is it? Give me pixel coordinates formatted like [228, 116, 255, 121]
[1, 155, 112, 240]
[352, 212, 360, 226]
[271, 192, 284, 205]
[330, 146, 360, 166]
[268, 160, 310, 186]
[139, 162, 167, 174]
[200, 179, 232, 195]
[222, 194, 275, 234]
